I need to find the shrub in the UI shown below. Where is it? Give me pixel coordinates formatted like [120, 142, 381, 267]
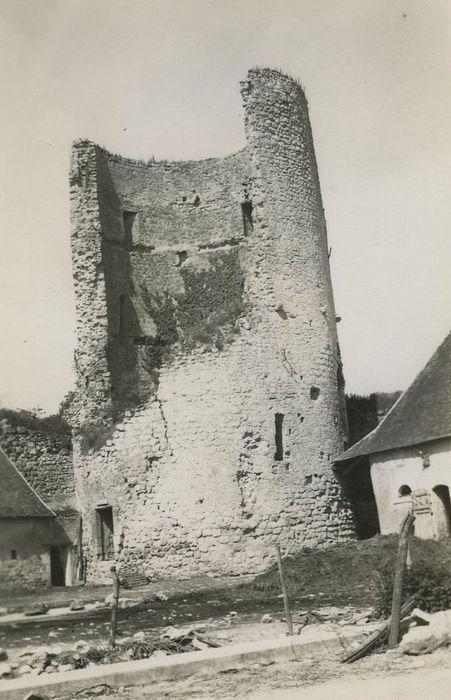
[78, 422, 116, 453]
[374, 560, 451, 618]
[0, 407, 71, 446]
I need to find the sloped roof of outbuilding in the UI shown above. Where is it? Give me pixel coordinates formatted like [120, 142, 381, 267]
[336, 330, 451, 463]
[0, 445, 55, 517]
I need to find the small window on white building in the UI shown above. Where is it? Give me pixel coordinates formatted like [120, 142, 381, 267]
[398, 485, 412, 498]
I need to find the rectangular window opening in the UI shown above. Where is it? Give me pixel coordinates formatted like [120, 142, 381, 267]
[95, 506, 115, 561]
[11, 549, 17, 560]
[122, 210, 137, 247]
[118, 294, 127, 337]
[241, 201, 253, 236]
[274, 413, 284, 461]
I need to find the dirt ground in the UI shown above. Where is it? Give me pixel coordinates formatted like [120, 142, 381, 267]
[0, 574, 253, 614]
[3, 535, 451, 697]
[5, 533, 451, 614]
[51, 644, 451, 699]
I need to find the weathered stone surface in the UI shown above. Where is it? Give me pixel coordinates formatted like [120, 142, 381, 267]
[17, 664, 33, 675]
[24, 603, 49, 617]
[69, 68, 355, 584]
[401, 610, 451, 655]
[58, 663, 74, 672]
[0, 420, 74, 512]
[0, 661, 11, 677]
[104, 593, 136, 609]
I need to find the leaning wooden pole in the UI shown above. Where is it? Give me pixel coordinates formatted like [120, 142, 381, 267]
[276, 545, 294, 636]
[388, 511, 415, 648]
[342, 597, 416, 663]
[109, 564, 120, 649]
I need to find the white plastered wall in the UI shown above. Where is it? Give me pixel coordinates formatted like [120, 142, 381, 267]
[370, 437, 451, 539]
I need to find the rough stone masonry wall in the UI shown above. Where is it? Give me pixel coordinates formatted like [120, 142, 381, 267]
[0, 420, 75, 512]
[0, 556, 49, 594]
[70, 68, 355, 584]
[0, 519, 57, 593]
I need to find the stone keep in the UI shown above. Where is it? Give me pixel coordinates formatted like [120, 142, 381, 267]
[69, 68, 354, 582]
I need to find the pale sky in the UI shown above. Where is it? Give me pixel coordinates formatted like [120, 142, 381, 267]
[0, 0, 450, 414]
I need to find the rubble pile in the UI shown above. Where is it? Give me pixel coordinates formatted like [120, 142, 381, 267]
[0, 629, 221, 681]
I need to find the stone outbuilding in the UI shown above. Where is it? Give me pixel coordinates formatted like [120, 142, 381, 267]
[0, 418, 81, 591]
[336, 331, 451, 540]
[0, 445, 77, 592]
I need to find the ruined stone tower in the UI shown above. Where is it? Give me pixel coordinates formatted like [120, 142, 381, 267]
[69, 68, 354, 583]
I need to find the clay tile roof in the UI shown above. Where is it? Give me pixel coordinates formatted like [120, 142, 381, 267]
[336, 330, 451, 463]
[0, 445, 54, 517]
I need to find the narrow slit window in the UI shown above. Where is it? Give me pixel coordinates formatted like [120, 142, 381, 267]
[274, 413, 284, 461]
[118, 295, 127, 336]
[241, 201, 253, 236]
[122, 210, 136, 247]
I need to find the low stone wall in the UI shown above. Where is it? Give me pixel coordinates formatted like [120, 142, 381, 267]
[0, 555, 50, 594]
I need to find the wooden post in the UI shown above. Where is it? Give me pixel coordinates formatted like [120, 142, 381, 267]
[388, 511, 415, 648]
[276, 545, 294, 636]
[109, 564, 120, 649]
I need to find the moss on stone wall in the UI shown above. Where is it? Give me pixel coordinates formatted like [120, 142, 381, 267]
[177, 249, 245, 351]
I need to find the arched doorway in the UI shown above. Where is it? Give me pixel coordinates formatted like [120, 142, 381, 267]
[432, 485, 451, 539]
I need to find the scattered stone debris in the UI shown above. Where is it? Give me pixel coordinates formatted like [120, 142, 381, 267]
[0, 661, 12, 678]
[104, 594, 136, 609]
[69, 601, 86, 612]
[409, 608, 432, 626]
[400, 609, 451, 656]
[162, 626, 185, 640]
[24, 603, 49, 617]
[17, 663, 32, 676]
[261, 614, 273, 624]
[295, 605, 374, 632]
[0, 629, 222, 681]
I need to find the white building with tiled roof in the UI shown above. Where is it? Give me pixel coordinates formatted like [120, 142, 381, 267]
[336, 331, 451, 540]
[0, 445, 76, 591]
